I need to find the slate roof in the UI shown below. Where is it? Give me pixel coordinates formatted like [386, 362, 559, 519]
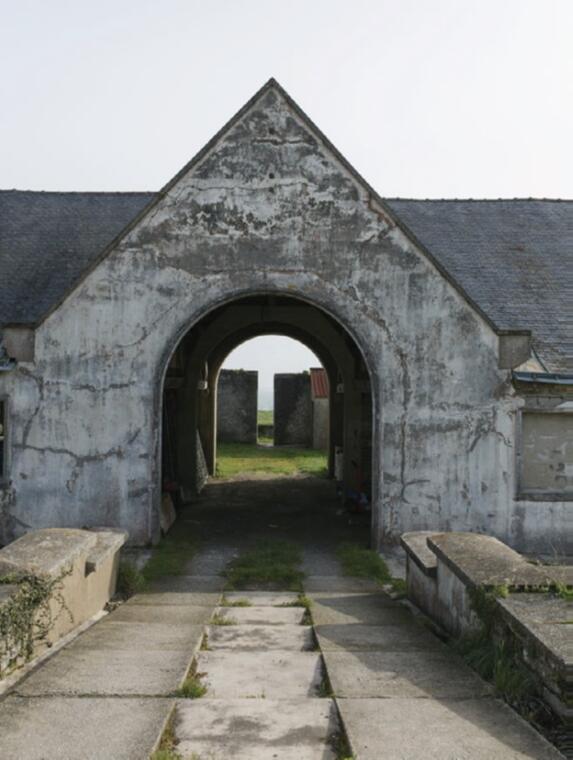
[0, 190, 155, 326]
[385, 199, 573, 372]
[0, 191, 571, 371]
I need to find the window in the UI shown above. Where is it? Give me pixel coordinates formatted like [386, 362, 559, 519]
[0, 400, 5, 481]
[518, 409, 573, 498]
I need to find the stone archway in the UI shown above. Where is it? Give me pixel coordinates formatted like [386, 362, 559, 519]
[157, 292, 379, 546]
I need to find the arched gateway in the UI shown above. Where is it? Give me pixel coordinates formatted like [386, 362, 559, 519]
[0, 80, 570, 553]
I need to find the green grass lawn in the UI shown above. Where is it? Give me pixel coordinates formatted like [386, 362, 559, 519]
[257, 410, 273, 425]
[216, 442, 327, 478]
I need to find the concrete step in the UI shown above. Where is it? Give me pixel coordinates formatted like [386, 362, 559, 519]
[212, 605, 306, 625]
[174, 698, 339, 760]
[206, 624, 315, 651]
[223, 591, 300, 606]
[0, 696, 172, 760]
[322, 649, 493, 699]
[68, 620, 205, 652]
[338, 697, 564, 759]
[15, 648, 193, 697]
[196, 651, 324, 698]
[315, 622, 446, 652]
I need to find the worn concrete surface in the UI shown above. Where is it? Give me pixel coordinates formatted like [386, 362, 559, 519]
[212, 605, 305, 625]
[197, 650, 323, 699]
[305, 571, 565, 759]
[0, 696, 173, 760]
[0, 573, 220, 759]
[207, 624, 314, 651]
[324, 649, 492, 699]
[175, 699, 337, 760]
[338, 698, 565, 760]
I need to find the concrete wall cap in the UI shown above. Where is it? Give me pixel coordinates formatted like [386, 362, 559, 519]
[427, 532, 556, 591]
[497, 594, 572, 669]
[85, 528, 128, 573]
[0, 528, 97, 577]
[400, 532, 439, 577]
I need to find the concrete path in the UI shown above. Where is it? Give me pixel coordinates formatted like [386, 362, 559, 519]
[173, 591, 341, 759]
[305, 574, 565, 760]
[0, 573, 224, 760]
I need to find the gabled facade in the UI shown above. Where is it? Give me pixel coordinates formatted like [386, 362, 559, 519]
[0, 80, 571, 551]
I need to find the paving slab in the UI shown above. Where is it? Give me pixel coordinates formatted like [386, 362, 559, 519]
[315, 622, 446, 652]
[16, 648, 192, 696]
[68, 620, 205, 652]
[0, 696, 173, 760]
[338, 697, 564, 759]
[129, 590, 221, 606]
[206, 624, 314, 651]
[323, 650, 492, 699]
[148, 574, 226, 593]
[212, 605, 305, 625]
[223, 590, 300, 606]
[196, 651, 324, 698]
[175, 698, 338, 759]
[109, 602, 212, 625]
[304, 575, 383, 593]
[309, 595, 411, 626]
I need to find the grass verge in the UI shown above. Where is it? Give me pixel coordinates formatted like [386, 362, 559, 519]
[223, 540, 304, 591]
[336, 543, 392, 584]
[142, 519, 199, 583]
[216, 442, 327, 478]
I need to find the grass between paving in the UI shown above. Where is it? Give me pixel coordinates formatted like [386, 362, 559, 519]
[141, 517, 199, 583]
[215, 442, 328, 478]
[223, 540, 305, 591]
[336, 542, 408, 597]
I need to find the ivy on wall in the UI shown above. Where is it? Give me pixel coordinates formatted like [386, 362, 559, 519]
[0, 571, 72, 678]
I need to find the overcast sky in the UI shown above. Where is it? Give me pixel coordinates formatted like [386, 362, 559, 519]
[2, 1, 572, 402]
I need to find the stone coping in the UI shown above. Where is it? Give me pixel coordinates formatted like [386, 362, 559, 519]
[85, 529, 128, 574]
[400, 532, 438, 577]
[0, 527, 127, 579]
[497, 594, 573, 669]
[427, 532, 557, 591]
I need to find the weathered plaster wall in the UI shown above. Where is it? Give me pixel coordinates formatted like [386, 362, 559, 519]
[0, 85, 569, 551]
[217, 369, 258, 443]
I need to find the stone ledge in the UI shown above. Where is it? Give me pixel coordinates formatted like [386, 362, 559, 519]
[0, 528, 97, 577]
[427, 532, 556, 591]
[85, 528, 128, 574]
[400, 532, 438, 577]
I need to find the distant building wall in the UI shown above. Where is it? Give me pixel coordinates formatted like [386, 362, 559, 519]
[217, 370, 258, 443]
[274, 373, 312, 446]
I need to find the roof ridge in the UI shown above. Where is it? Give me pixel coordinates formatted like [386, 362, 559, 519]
[0, 189, 156, 196]
[385, 197, 573, 203]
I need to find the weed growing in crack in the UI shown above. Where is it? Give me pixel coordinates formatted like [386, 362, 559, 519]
[211, 612, 236, 626]
[220, 595, 252, 607]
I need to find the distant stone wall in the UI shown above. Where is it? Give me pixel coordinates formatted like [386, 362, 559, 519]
[312, 398, 329, 450]
[274, 373, 312, 446]
[217, 370, 258, 444]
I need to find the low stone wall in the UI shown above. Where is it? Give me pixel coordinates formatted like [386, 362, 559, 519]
[0, 527, 126, 677]
[274, 373, 312, 447]
[401, 531, 572, 724]
[217, 369, 258, 444]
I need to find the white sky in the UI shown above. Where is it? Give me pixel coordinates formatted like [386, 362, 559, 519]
[223, 336, 320, 409]
[2, 0, 572, 395]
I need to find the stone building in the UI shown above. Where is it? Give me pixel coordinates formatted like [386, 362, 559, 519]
[0, 79, 571, 552]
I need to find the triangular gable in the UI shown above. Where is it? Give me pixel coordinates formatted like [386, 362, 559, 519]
[37, 79, 520, 335]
